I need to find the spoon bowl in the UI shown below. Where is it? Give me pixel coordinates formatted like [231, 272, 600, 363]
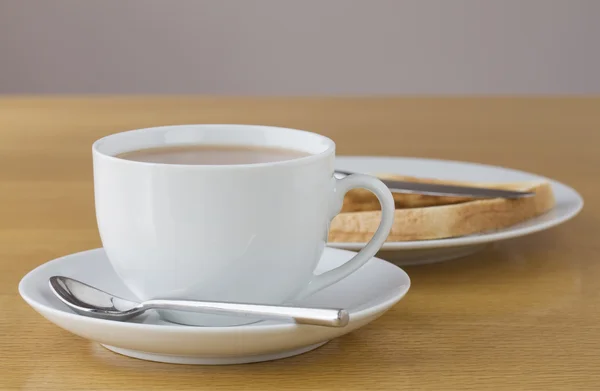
[49, 276, 143, 321]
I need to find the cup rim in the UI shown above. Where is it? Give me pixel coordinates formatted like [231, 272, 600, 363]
[92, 124, 336, 169]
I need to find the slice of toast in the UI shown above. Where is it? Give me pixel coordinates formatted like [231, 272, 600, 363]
[329, 176, 555, 242]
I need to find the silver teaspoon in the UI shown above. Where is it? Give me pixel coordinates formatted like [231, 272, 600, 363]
[49, 276, 349, 327]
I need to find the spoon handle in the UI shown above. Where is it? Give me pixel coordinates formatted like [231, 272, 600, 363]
[142, 299, 349, 327]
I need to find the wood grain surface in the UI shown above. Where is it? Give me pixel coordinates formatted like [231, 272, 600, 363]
[1, 97, 598, 390]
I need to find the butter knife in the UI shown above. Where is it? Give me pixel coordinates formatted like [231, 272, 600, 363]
[334, 170, 534, 199]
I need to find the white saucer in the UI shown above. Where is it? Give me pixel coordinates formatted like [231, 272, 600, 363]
[330, 156, 584, 265]
[19, 247, 410, 365]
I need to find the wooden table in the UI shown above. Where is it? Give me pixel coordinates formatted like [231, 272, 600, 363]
[1, 97, 599, 390]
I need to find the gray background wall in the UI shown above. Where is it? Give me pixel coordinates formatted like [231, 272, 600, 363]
[1, 0, 599, 95]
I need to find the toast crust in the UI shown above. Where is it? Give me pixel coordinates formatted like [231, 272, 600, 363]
[329, 180, 555, 242]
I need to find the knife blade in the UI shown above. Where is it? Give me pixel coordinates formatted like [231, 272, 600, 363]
[334, 170, 535, 199]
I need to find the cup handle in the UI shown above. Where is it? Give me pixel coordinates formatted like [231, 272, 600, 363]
[296, 174, 395, 299]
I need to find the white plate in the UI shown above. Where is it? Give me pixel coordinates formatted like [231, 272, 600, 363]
[330, 156, 583, 265]
[19, 247, 410, 365]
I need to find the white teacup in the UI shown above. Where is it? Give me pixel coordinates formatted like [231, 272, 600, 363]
[92, 125, 394, 326]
